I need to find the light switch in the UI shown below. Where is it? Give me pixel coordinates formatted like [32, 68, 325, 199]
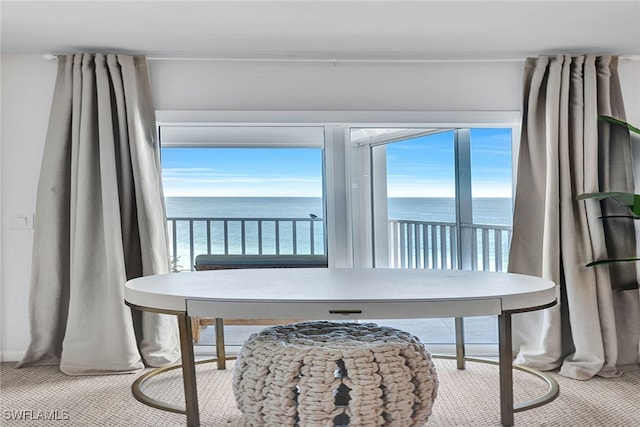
[11, 213, 34, 230]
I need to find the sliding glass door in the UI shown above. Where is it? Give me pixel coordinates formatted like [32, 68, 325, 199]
[352, 126, 513, 352]
[353, 127, 513, 272]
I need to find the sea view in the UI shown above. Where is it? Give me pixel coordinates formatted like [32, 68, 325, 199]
[165, 197, 512, 269]
[166, 196, 511, 344]
[166, 197, 512, 344]
[165, 196, 512, 225]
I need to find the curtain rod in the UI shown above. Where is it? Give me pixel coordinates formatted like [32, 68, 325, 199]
[145, 56, 527, 64]
[146, 55, 640, 63]
[44, 54, 640, 63]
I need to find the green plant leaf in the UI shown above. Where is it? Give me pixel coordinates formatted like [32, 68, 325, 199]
[577, 191, 640, 218]
[586, 257, 640, 267]
[599, 115, 640, 134]
[577, 191, 634, 203]
[634, 194, 640, 217]
[582, 117, 640, 278]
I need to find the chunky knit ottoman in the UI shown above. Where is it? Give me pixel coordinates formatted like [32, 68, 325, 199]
[232, 321, 438, 426]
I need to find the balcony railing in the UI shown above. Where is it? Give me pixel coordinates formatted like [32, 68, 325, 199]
[388, 220, 512, 272]
[168, 217, 326, 271]
[168, 217, 511, 272]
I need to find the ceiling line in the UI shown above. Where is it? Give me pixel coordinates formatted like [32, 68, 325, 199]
[43, 55, 640, 63]
[145, 55, 640, 63]
[144, 56, 527, 64]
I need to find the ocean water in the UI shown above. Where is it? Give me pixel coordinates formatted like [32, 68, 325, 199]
[165, 197, 325, 220]
[165, 197, 512, 267]
[165, 197, 512, 225]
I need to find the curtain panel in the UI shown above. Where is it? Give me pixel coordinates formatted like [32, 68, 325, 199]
[18, 53, 179, 374]
[508, 55, 639, 380]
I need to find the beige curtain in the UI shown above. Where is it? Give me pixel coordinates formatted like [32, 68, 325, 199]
[18, 53, 179, 374]
[508, 55, 639, 380]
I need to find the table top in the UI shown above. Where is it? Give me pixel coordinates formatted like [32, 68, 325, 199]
[125, 268, 557, 320]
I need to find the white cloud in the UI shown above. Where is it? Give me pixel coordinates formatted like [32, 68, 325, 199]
[162, 168, 322, 197]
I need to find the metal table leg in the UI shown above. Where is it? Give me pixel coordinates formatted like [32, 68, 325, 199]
[498, 312, 514, 426]
[454, 317, 466, 370]
[215, 318, 227, 370]
[177, 313, 201, 427]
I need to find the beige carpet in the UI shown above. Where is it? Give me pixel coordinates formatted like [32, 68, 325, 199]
[1, 358, 638, 426]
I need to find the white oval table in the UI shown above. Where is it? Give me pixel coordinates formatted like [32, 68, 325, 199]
[125, 267, 558, 427]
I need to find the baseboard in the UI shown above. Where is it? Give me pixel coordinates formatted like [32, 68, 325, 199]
[1, 350, 25, 362]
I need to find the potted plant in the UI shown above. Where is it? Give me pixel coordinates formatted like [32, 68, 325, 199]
[577, 116, 640, 271]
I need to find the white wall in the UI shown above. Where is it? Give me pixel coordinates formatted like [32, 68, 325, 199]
[149, 59, 524, 111]
[1, 55, 57, 361]
[1, 55, 639, 361]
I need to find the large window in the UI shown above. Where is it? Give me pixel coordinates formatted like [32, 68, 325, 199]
[160, 126, 326, 271]
[157, 111, 519, 354]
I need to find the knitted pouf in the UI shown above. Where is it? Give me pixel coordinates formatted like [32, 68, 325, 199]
[232, 321, 438, 427]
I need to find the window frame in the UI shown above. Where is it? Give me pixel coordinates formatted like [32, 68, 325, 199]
[156, 110, 521, 269]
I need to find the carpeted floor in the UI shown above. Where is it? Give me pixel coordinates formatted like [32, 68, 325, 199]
[1, 358, 639, 426]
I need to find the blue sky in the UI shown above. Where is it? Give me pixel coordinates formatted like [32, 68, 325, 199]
[161, 128, 512, 198]
[161, 148, 324, 197]
[386, 129, 512, 197]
